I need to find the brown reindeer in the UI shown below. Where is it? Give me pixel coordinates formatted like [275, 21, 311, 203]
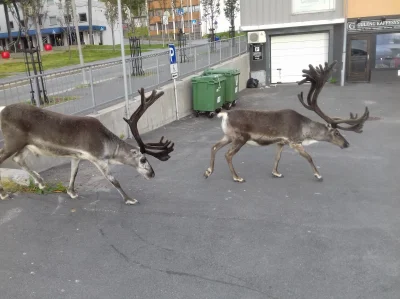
[204, 61, 369, 182]
[0, 88, 174, 205]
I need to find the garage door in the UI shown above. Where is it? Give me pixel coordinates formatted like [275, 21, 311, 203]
[270, 32, 329, 83]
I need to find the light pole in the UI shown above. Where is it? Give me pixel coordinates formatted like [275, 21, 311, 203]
[117, 0, 130, 137]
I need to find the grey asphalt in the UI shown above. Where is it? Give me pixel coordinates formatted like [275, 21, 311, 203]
[0, 82, 399, 299]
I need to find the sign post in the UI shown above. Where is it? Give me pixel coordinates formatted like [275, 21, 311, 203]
[169, 44, 179, 120]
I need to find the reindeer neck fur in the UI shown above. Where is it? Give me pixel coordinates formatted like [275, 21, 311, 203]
[301, 120, 331, 144]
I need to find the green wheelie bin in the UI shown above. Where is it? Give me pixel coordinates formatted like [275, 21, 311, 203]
[191, 74, 226, 118]
[203, 68, 240, 110]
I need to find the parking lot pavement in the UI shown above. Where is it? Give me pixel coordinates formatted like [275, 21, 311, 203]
[0, 82, 399, 299]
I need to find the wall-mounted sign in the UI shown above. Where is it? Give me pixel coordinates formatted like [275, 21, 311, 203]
[348, 18, 400, 32]
[252, 44, 263, 61]
[292, 0, 335, 14]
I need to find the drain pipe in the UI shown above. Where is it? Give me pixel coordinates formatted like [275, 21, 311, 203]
[340, 0, 348, 87]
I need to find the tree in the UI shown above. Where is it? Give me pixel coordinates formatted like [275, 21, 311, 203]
[8, 0, 47, 51]
[104, 0, 119, 51]
[201, 0, 220, 40]
[55, 0, 73, 58]
[224, 0, 239, 37]
[123, 0, 147, 35]
[1, 1, 13, 49]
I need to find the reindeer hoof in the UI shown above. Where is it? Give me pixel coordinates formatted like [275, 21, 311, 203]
[125, 198, 139, 205]
[0, 193, 10, 200]
[233, 177, 246, 183]
[314, 174, 323, 181]
[272, 172, 284, 178]
[204, 168, 212, 178]
[67, 190, 78, 199]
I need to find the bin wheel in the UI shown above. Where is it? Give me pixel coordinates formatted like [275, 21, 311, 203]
[216, 107, 222, 113]
[224, 102, 232, 110]
[232, 100, 237, 106]
[208, 112, 215, 118]
[195, 111, 200, 117]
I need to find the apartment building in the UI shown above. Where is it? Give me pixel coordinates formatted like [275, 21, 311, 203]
[346, 0, 400, 82]
[147, 0, 202, 37]
[147, 0, 239, 38]
[0, 0, 117, 50]
[240, 0, 345, 86]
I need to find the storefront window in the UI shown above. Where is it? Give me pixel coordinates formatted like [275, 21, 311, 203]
[375, 33, 400, 69]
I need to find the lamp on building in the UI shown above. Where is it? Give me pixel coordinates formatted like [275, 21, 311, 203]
[381, 16, 386, 21]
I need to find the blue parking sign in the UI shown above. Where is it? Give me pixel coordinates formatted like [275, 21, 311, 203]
[168, 44, 177, 64]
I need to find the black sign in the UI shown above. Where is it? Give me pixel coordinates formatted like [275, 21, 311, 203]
[252, 44, 263, 61]
[348, 18, 400, 32]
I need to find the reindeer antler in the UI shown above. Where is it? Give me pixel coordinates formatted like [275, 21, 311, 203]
[297, 61, 369, 133]
[123, 88, 174, 161]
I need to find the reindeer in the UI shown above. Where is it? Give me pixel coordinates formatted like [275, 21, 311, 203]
[204, 61, 370, 182]
[0, 88, 174, 205]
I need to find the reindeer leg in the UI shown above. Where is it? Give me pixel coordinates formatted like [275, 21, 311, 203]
[0, 147, 26, 199]
[12, 148, 46, 190]
[204, 135, 232, 178]
[272, 143, 285, 178]
[225, 139, 247, 183]
[92, 160, 138, 205]
[67, 158, 80, 199]
[291, 143, 323, 181]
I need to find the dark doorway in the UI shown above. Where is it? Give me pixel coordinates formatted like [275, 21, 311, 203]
[347, 35, 372, 82]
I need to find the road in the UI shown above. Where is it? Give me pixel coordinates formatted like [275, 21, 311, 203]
[0, 83, 399, 299]
[0, 40, 244, 117]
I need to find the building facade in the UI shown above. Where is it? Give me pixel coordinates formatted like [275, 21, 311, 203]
[240, 0, 345, 86]
[147, 0, 202, 37]
[346, 0, 400, 82]
[147, 0, 240, 39]
[0, 0, 117, 50]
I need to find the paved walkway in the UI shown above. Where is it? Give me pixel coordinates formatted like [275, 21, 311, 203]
[1, 82, 399, 299]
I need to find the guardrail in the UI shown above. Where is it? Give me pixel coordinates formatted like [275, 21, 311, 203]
[0, 35, 248, 131]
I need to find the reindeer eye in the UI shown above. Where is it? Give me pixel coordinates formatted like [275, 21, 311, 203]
[334, 131, 340, 136]
[140, 157, 147, 164]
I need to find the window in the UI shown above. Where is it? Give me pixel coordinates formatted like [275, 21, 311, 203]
[79, 13, 87, 22]
[20, 20, 25, 27]
[150, 24, 156, 31]
[47, 0, 54, 4]
[9, 21, 14, 29]
[192, 5, 200, 12]
[375, 33, 400, 69]
[49, 16, 57, 26]
[64, 15, 72, 23]
[38, 14, 43, 26]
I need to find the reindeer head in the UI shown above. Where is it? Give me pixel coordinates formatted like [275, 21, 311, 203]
[298, 61, 369, 149]
[127, 147, 155, 180]
[122, 88, 174, 179]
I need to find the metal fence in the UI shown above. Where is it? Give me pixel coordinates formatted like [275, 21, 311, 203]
[0, 35, 248, 119]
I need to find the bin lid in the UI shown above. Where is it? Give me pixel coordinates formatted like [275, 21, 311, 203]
[203, 68, 241, 76]
[191, 74, 227, 84]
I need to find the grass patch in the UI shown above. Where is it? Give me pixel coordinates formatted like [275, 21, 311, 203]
[25, 95, 79, 107]
[0, 43, 165, 77]
[3, 178, 67, 195]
